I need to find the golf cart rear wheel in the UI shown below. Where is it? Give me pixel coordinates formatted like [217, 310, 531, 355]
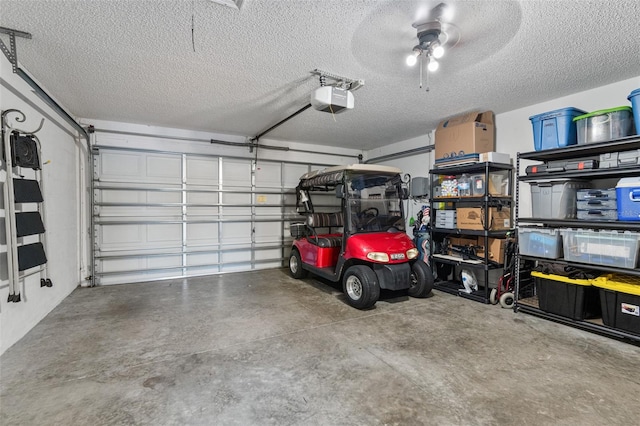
[408, 261, 434, 298]
[342, 265, 379, 309]
[289, 249, 308, 279]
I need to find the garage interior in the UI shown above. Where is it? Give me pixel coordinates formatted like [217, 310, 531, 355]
[1, 0, 640, 424]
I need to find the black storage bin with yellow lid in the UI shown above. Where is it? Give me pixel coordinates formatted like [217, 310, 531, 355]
[532, 271, 601, 320]
[593, 274, 640, 334]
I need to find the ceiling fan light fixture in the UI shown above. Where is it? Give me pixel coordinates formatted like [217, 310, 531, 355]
[406, 49, 420, 66]
[427, 57, 439, 72]
[432, 45, 445, 59]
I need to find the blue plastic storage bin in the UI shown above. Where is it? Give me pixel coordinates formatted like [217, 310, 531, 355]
[529, 107, 586, 151]
[617, 177, 640, 221]
[629, 88, 640, 135]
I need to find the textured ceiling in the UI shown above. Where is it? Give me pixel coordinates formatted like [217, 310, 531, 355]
[1, 0, 639, 150]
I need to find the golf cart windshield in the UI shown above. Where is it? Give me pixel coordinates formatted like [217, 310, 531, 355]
[347, 172, 405, 234]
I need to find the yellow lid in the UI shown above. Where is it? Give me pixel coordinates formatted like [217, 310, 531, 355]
[592, 274, 640, 296]
[531, 271, 594, 286]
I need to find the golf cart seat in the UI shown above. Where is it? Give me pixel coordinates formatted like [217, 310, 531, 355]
[306, 212, 343, 248]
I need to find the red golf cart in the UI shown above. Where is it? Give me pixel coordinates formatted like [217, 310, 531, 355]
[288, 164, 433, 309]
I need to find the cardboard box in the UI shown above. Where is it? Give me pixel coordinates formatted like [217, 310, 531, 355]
[456, 207, 511, 230]
[449, 236, 478, 248]
[476, 238, 507, 263]
[435, 111, 495, 160]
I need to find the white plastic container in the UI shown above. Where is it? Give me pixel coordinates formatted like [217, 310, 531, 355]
[530, 180, 591, 219]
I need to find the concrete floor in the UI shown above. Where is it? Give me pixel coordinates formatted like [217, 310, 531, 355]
[1, 269, 640, 425]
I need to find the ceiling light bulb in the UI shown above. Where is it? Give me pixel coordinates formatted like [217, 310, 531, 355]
[427, 58, 439, 72]
[432, 45, 445, 59]
[406, 50, 421, 67]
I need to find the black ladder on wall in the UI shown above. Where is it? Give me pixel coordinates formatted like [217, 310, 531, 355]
[2, 109, 51, 303]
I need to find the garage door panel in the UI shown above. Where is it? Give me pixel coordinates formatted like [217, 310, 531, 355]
[222, 159, 251, 187]
[187, 207, 219, 217]
[221, 251, 251, 264]
[100, 224, 144, 246]
[221, 223, 251, 243]
[283, 164, 309, 188]
[100, 257, 145, 273]
[147, 255, 182, 268]
[100, 152, 143, 179]
[186, 252, 219, 266]
[147, 224, 182, 243]
[254, 222, 281, 243]
[186, 223, 218, 242]
[187, 192, 217, 204]
[254, 193, 282, 206]
[147, 191, 181, 203]
[255, 163, 281, 188]
[146, 155, 181, 181]
[101, 190, 143, 203]
[222, 192, 251, 204]
[186, 157, 219, 185]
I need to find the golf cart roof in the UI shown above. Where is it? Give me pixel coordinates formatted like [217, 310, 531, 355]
[298, 164, 402, 189]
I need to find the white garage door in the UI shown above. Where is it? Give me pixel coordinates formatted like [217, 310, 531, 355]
[92, 146, 332, 285]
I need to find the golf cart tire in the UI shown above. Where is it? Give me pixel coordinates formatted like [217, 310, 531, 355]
[489, 288, 499, 305]
[289, 249, 308, 279]
[342, 265, 380, 309]
[408, 261, 434, 298]
[499, 292, 515, 309]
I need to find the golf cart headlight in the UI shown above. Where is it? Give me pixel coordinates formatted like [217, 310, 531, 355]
[406, 248, 419, 259]
[367, 252, 390, 262]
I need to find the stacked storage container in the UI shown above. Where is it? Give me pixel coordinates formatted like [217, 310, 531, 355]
[593, 274, 640, 334]
[435, 210, 456, 229]
[531, 271, 600, 320]
[530, 180, 591, 219]
[562, 229, 640, 269]
[628, 88, 640, 134]
[573, 107, 635, 145]
[616, 177, 640, 221]
[576, 188, 617, 221]
[529, 108, 586, 151]
[518, 228, 562, 259]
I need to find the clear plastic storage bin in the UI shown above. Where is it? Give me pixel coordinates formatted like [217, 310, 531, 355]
[518, 228, 563, 259]
[574, 107, 635, 145]
[562, 229, 640, 269]
[530, 180, 591, 219]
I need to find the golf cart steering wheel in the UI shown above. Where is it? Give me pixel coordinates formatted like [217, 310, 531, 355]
[361, 207, 379, 217]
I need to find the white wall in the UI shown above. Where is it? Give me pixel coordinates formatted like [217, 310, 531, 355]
[1, 60, 86, 355]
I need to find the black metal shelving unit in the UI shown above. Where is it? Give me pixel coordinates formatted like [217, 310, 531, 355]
[514, 135, 640, 342]
[429, 162, 514, 303]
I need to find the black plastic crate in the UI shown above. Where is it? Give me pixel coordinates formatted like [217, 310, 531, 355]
[534, 273, 601, 320]
[599, 289, 640, 335]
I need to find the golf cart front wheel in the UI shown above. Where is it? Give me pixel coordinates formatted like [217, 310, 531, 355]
[408, 261, 434, 298]
[343, 265, 380, 309]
